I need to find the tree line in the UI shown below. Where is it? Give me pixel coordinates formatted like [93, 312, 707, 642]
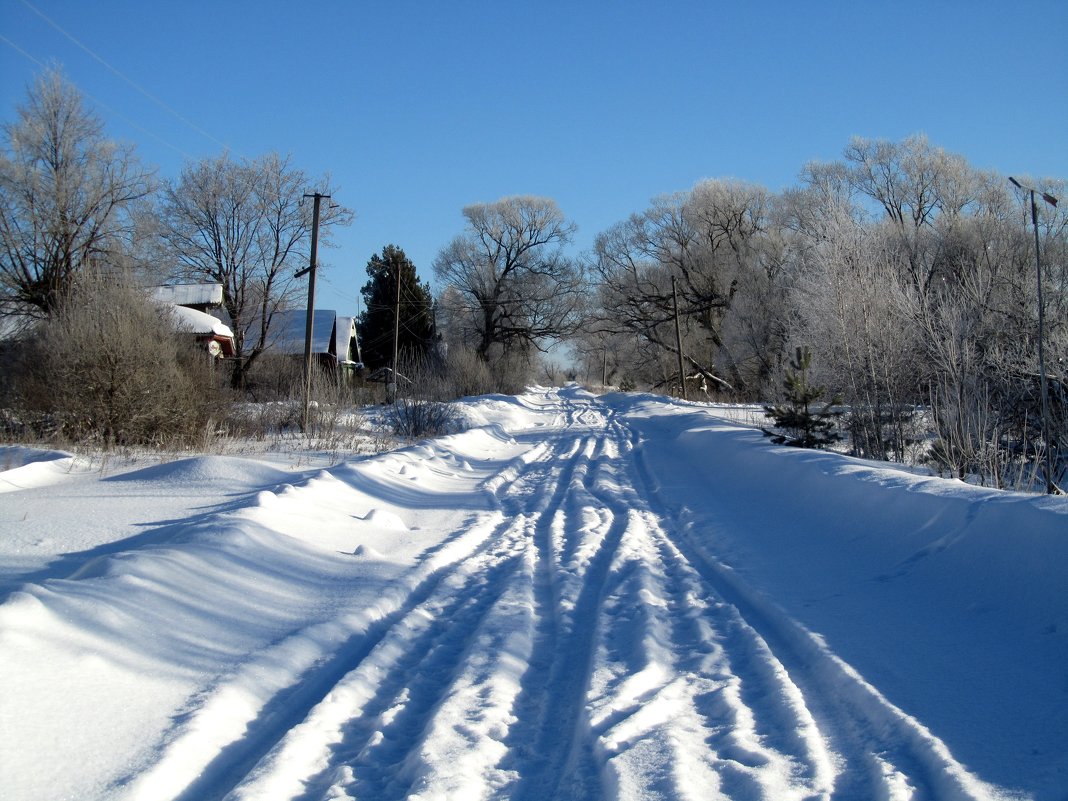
[1, 68, 1065, 490]
[0, 69, 352, 383]
[422, 136, 1065, 492]
[570, 138, 1066, 489]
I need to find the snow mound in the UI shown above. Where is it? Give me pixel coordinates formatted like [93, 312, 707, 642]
[104, 456, 293, 488]
[0, 448, 77, 493]
[352, 544, 384, 559]
[0, 446, 72, 469]
[357, 508, 408, 531]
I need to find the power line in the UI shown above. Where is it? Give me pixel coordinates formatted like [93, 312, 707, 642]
[0, 31, 44, 67]
[19, 0, 234, 153]
[1, 33, 196, 160]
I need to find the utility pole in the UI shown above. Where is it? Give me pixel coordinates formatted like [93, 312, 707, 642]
[672, 275, 687, 401]
[1009, 177, 1060, 493]
[354, 291, 364, 366]
[297, 192, 328, 432]
[388, 256, 401, 404]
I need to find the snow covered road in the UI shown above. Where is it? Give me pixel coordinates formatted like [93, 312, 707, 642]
[1, 387, 1066, 800]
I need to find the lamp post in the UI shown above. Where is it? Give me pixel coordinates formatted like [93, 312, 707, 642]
[1009, 176, 1060, 494]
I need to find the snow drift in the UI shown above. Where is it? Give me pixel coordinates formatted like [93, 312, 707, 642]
[0, 387, 1064, 800]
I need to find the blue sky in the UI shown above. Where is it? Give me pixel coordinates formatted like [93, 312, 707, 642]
[3, 0, 1066, 316]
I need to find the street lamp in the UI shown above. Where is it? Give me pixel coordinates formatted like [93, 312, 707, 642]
[1009, 176, 1060, 494]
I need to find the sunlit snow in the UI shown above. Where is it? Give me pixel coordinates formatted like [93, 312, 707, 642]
[1, 387, 1065, 800]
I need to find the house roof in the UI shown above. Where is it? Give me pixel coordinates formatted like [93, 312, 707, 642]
[334, 315, 359, 364]
[152, 284, 224, 307]
[266, 309, 337, 356]
[168, 305, 234, 338]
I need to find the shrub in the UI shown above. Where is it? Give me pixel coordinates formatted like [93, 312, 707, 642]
[8, 274, 223, 447]
[387, 397, 459, 439]
[441, 346, 494, 398]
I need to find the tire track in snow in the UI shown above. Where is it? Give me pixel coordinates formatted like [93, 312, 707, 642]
[120, 428, 558, 801]
[575, 423, 826, 800]
[626, 415, 1009, 800]
[193, 412, 594, 801]
[504, 406, 630, 801]
[306, 416, 611, 800]
[558, 401, 914, 799]
[157, 520, 507, 801]
[291, 540, 529, 800]
[641, 516, 836, 799]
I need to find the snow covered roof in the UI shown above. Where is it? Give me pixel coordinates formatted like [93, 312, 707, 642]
[266, 309, 337, 356]
[152, 283, 224, 308]
[334, 315, 359, 364]
[168, 304, 234, 338]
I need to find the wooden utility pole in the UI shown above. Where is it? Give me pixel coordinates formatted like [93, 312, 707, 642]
[388, 256, 401, 404]
[1010, 176, 1061, 493]
[672, 275, 687, 401]
[298, 192, 328, 432]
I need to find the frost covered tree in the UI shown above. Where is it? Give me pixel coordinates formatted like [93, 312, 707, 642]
[433, 196, 584, 361]
[592, 180, 783, 396]
[0, 68, 154, 317]
[794, 141, 1066, 483]
[157, 152, 353, 387]
[588, 134, 1065, 487]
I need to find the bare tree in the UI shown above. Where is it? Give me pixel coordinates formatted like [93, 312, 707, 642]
[433, 196, 584, 360]
[157, 152, 353, 387]
[584, 133, 1065, 487]
[591, 180, 777, 395]
[591, 192, 712, 392]
[843, 134, 976, 295]
[794, 139, 1067, 481]
[0, 68, 154, 316]
[794, 213, 923, 461]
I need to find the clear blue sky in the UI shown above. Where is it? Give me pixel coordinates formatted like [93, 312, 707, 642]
[3, 0, 1066, 316]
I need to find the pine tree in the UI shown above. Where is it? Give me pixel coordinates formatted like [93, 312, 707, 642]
[358, 245, 436, 370]
[763, 346, 843, 449]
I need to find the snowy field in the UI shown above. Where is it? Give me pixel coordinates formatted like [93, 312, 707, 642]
[1, 386, 1065, 801]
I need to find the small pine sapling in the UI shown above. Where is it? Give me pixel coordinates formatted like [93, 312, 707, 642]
[763, 347, 844, 449]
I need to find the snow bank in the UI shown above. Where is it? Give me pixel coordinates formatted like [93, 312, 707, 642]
[611, 392, 1068, 796]
[1, 389, 1065, 800]
[0, 446, 77, 493]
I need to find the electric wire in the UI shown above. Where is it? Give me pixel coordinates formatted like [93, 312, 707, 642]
[0, 33, 196, 160]
[18, 0, 235, 154]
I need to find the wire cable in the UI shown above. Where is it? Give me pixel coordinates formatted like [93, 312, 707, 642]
[19, 0, 235, 154]
[0, 33, 196, 159]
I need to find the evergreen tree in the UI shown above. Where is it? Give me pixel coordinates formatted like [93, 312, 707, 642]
[359, 245, 436, 370]
[763, 346, 844, 449]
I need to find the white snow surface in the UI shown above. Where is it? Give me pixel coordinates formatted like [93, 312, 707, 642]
[168, 304, 235, 338]
[1, 387, 1065, 801]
